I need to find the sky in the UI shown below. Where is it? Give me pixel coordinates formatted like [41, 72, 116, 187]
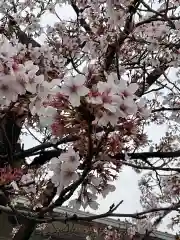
[22, 2, 177, 235]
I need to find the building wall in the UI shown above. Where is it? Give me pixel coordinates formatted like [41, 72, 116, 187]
[0, 213, 13, 239]
[0, 212, 103, 240]
[0, 211, 175, 240]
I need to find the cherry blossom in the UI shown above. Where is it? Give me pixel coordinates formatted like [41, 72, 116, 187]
[60, 75, 89, 107]
[136, 99, 151, 119]
[86, 89, 102, 105]
[0, 167, 23, 186]
[0, 76, 22, 104]
[68, 198, 82, 210]
[0, 38, 17, 60]
[101, 184, 116, 198]
[49, 148, 80, 195]
[133, 218, 155, 235]
[97, 81, 122, 112]
[118, 82, 138, 100]
[94, 110, 120, 126]
[90, 176, 101, 187]
[38, 106, 57, 127]
[20, 173, 36, 194]
[23, 61, 42, 93]
[0, 0, 180, 237]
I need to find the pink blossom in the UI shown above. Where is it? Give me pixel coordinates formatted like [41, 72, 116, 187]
[60, 75, 89, 107]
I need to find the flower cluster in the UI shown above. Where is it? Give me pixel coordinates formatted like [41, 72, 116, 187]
[0, 166, 23, 186]
[0, 37, 62, 116]
[162, 175, 180, 197]
[45, 72, 150, 131]
[103, 226, 122, 240]
[39, 70, 151, 208]
[20, 172, 36, 194]
[49, 148, 80, 195]
[86, 223, 154, 240]
[0, 39, 37, 105]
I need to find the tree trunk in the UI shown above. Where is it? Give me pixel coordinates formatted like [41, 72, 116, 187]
[12, 221, 37, 240]
[12, 182, 57, 240]
[0, 111, 22, 167]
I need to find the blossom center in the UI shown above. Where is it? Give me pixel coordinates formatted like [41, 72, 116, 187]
[102, 92, 112, 103]
[1, 84, 9, 92]
[69, 155, 76, 162]
[70, 85, 78, 93]
[120, 104, 127, 111]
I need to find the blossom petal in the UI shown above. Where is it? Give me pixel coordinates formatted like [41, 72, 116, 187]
[69, 93, 81, 107]
[76, 85, 89, 96]
[45, 106, 57, 116]
[104, 103, 117, 112]
[69, 199, 81, 210]
[88, 200, 99, 210]
[64, 76, 74, 87]
[75, 75, 86, 86]
[127, 83, 138, 94]
[60, 85, 72, 96]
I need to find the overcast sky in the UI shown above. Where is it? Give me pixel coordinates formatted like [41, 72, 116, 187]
[22, 3, 177, 235]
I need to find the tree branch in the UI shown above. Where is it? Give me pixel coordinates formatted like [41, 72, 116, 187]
[0, 201, 179, 224]
[118, 160, 180, 173]
[70, 0, 92, 34]
[113, 150, 180, 161]
[24, 147, 180, 170]
[152, 107, 180, 113]
[14, 135, 79, 160]
[104, 0, 141, 71]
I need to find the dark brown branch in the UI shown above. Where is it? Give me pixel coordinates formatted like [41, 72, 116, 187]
[22, 147, 180, 167]
[12, 181, 57, 240]
[12, 221, 37, 240]
[152, 107, 180, 113]
[135, 11, 180, 28]
[40, 123, 94, 213]
[5, 15, 41, 47]
[70, 0, 92, 34]
[113, 150, 180, 161]
[118, 160, 180, 173]
[0, 201, 179, 224]
[28, 149, 63, 167]
[104, 0, 141, 71]
[14, 135, 79, 160]
[15, 143, 180, 172]
[136, 65, 168, 97]
[15, 27, 41, 47]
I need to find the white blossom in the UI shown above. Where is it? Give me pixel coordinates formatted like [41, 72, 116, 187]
[20, 174, 36, 194]
[38, 106, 57, 127]
[60, 75, 89, 107]
[0, 38, 17, 60]
[88, 200, 99, 210]
[137, 99, 151, 119]
[94, 110, 120, 126]
[86, 236, 92, 240]
[91, 176, 101, 186]
[97, 81, 122, 112]
[68, 199, 82, 210]
[119, 97, 138, 118]
[0, 75, 24, 104]
[102, 184, 116, 198]
[119, 82, 138, 99]
[49, 148, 80, 195]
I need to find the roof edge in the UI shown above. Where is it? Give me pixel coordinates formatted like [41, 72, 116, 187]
[15, 197, 175, 240]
